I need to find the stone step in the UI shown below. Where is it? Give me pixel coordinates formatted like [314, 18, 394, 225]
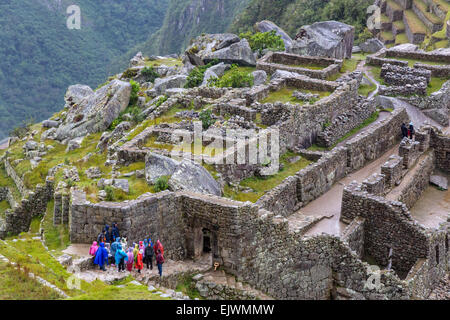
[413, 0, 444, 33]
[403, 9, 431, 43]
[387, 0, 404, 21]
[429, 0, 450, 20]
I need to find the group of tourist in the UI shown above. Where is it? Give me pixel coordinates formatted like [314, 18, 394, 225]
[89, 223, 165, 278]
[401, 122, 415, 140]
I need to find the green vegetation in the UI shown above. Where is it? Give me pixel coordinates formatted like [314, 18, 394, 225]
[208, 65, 254, 88]
[260, 87, 332, 105]
[404, 9, 429, 34]
[141, 66, 160, 83]
[42, 201, 70, 251]
[224, 152, 312, 202]
[0, 235, 167, 300]
[175, 274, 204, 300]
[154, 176, 170, 192]
[0, 0, 169, 140]
[358, 78, 377, 97]
[199, 109, 215, 130]
[231, 0, 375, 44]
[239, 30, 285, 53]
[185, 60, 219, 88]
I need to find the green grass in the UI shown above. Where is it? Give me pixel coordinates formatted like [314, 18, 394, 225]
[0, 263, 61, 300]
[0, 199, 10, 219]
[0, 164, 21, 201]
[145, 57, 182, 68]
[358, 78, 377, 97]
[260, 86, 332, 105]
[395, 33, 409, 45]
[413, 0, 443, 24]
[29, 215, 42, 234]
[0, 236, 168, 300]
[284, 63, 326, 70]
[175, 274, 204, 300]
[386, 0, 402, 11]
[307, 144, 329, 152]
[223, 152, 312, 202]
[393, 20, 406, 31]
[41, 201, 70, 251]
[380, 31, 395, 42]
[404, 9, 429, 34]
[427, 77, 449, 95]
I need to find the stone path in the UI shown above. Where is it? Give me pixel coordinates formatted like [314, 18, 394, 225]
[409, 170, 450, 229]
[291, 145, 399, 237]
[428, 274, 450, 300]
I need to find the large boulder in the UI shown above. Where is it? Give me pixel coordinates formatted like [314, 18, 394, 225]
[56, 80, 131, 141]
[64, 84, 94, 106]
[185, 34, 256, 67]
[169, 159, 221, 196]
[289, 21, 354, 59]
[359, 38, 384, 53]
[145, 152, 221, 196]
[154, 75, 188, 95]
[251, 70, 267, 86]
[255, 20, 293, 51]
[201, 62, 231, 86]
[145, 152, 179, 184]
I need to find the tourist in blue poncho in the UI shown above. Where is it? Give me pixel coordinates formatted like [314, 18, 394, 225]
[94, 242, 109, 271]
[110, 237, 121, 266]
[115, 244, 128, 272]
[111, 223, 120, 241]
[104, 224, 111, 243]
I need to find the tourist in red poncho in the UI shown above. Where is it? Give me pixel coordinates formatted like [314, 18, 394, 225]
[135, 249, 144, 273]
[153, 239, 164, 257]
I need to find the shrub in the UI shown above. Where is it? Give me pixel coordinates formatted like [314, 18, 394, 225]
[155, 95, 168, 108]
[239, 30, 285, 54]
[184, 59, 219, 88]
[199, 109, 215, 130]
[9, 117, 35, 138]
[141, 66, 160, 83]
[208, 65, 254, 88]
[122, 68, 139, 79]
[154, 176, 169, 192]
[129, 80, 140, 106]
[104, 186, 116, 201]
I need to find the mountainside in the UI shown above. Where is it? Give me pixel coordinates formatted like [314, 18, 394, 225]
[230, 0, 374, 42]
[134, 0, 251, 56]
[0, 0, 168, 139]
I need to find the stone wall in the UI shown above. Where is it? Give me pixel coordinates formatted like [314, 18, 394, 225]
[69, 189, 186, 260]
[257, 52, 342, 80]
[395, 150, 435, 209]
[256, 175, 300, 217]
[0, 178, 54, 238]
[386, 48, 450, 63]
[342, 217, 365, 259]
[316, 98, 377, 148]
[381, 63, 431, 85]
[4, 158, 27, 197]
[345, 107, 409, 171]
[430, 129, 450, 172]
[341, 182, 430, 275]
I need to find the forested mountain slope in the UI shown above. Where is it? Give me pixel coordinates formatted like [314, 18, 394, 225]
[0, 0, 168, 139]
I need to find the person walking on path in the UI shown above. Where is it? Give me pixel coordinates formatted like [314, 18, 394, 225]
[94, 243, 109, 271]
[156, 249, 164, 278]
[144, 242, 154, 270]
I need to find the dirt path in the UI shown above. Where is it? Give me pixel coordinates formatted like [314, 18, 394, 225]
[291, 145, 399, 237]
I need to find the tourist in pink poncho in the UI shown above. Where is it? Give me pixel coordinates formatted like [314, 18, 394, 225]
[89, 241, 99, 256]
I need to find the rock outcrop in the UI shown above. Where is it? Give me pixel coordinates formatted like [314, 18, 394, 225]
[254, 20, 293, 51]
[185, 34, 256, 67]
[289, 21, 354, 59]
[56, 80, 131, 142]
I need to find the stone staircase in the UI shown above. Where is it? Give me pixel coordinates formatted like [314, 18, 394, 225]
[193, 270, 273, 300]
[377, 0, 450, 47]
